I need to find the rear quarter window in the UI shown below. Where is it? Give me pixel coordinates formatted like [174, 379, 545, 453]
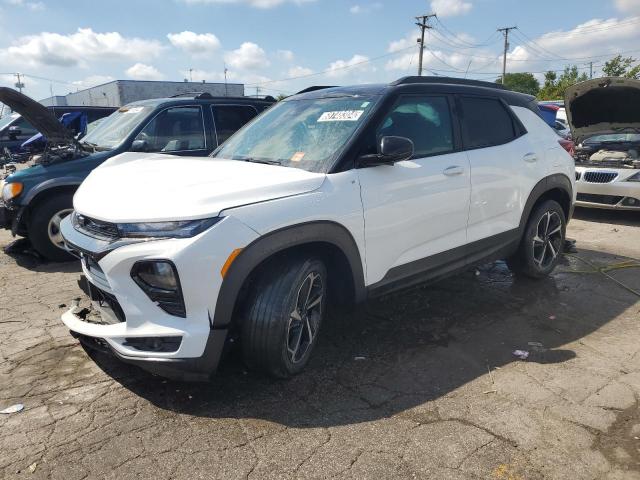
[459, 96, 518, 149]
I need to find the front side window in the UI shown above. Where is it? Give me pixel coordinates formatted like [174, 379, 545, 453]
[134, 106, 205, 152]
[460, 97, 516, 149]
[214, 95, 379, 172]
[212, 105, 258, 144]
[375, 95, 454, 157]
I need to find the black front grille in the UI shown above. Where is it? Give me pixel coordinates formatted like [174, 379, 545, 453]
[75, 213, 119, 239]
[576, 193, 623, 205]
[583, 171, 618, 183]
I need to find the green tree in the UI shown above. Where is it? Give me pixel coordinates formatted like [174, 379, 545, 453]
[537, 66, 588, 100]
[602, 55, 640, 79]
[495, 72, 540, 96]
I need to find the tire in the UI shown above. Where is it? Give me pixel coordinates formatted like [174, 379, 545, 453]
[241, 256, 327, 378]
[28, 193, 75, 262]
[507, 199, 566, 279]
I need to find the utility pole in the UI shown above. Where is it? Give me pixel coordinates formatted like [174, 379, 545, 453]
[255, 85, 261, 97]
[224, 63, 228, 96]
[14, 73, 25, 93]
[189, 68, 193, 82]
[497, 26, 516, 84]
[415, 14, 436, 76]
[589, 61, 593, 79]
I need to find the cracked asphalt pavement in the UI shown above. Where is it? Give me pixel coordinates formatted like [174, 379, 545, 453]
[1, 208, 640, 479]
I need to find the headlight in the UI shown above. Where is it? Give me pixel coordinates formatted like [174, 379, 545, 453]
[1, 182, 23, 202]
[626, 172, 640, 182]
[117, 217, 221, 238]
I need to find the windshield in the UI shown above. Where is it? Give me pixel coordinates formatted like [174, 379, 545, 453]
[82, 105, 153, 149]
[214, 95, 379, 172]
[0, 112, 19, 132]
[585, 133, 640, 144]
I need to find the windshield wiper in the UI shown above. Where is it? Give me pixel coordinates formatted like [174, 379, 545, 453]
[241, 157, 282, 165]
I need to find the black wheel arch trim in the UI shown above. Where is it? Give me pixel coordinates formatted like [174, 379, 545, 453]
[519, 173, 573, 232]
[22, 178, 83, 205]
[212, 220, 366, 329]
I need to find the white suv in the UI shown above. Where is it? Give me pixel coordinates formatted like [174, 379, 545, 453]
[60, 77, 575, 380]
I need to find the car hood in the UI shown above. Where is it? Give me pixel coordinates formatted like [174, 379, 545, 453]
[564, 77, 640, 143]
[0, 87, 74, 144]
[74, 152, 326, 222]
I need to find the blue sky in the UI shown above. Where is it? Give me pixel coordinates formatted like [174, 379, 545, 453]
[0, 0, 639, 100]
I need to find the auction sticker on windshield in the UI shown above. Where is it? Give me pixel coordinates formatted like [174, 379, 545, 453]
[318, 110, 364, 122]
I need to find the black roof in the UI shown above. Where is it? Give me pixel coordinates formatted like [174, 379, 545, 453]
[290, 76, 536, 109]
[127, 95, 276, 109]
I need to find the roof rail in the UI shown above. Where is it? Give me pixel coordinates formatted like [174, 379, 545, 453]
[295, 86, 338, 95]
[391, 76, 505, 90]
[169, 92, 214, 99]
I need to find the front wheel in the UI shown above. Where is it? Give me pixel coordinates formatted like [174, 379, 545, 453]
[242, 257, 327, 378]
[28, 193, 75, 262]
[507, 199, 566, 279]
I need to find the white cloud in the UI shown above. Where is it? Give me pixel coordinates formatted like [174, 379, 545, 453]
[224, 42, 270, 70]
[0, 28, 164, 67]
[71, 75, 115, 89]
[4, 0, 44, 10]
[167, 31, 220, 55]
[288, 65, 313, 77]
[349, 2, 381, 14]
[430, 0, 472, 17]
[615, 0, 640, 14]
[125, 63, 164, 80]
[326, 54, 372, 77]
[179, 0, 315, 8]
[277, 49, 294, 61]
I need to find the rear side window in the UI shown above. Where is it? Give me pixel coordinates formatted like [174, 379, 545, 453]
[212, 105, 258, 145]
[459, 97, 516, 149]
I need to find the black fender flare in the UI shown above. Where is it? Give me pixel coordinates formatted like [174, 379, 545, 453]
[212, 220, 366, 329]
[22, 177, 83, 205]
[518, 173, 573, 233]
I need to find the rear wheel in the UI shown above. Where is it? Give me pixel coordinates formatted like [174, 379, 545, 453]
[28, 193, 75, 262]
[242, 256, 327, 378]
[507, 199, 566, 278]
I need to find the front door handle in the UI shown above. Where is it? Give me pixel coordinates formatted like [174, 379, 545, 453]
[443, 165, 464, 176]
[523, 152, 538, 163]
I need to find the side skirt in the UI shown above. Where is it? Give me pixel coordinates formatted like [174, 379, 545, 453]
[366, 228, 520, 298]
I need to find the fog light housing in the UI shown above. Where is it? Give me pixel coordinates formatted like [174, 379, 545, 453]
[131, 260, 186, 317]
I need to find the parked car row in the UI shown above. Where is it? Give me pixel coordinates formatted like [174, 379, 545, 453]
[0, 76, 634, 381]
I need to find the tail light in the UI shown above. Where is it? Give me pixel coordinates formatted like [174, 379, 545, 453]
[558, 138, 574, 157]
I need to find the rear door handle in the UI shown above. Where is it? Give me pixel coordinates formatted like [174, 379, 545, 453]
[443, 166, 464, 176]
[523, 152, 538, 163]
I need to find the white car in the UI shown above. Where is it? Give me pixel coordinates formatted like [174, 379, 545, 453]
[59, 77, 575, 380]
[566, 77, 640, 210]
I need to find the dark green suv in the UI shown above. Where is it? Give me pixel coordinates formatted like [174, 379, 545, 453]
[0, 90, 274, 260]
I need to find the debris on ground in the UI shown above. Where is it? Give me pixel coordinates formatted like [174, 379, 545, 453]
[564, 238, 578, 253]
[549, 315, 556, 320]
[512, 350, 529, 360]
[27, 462, 37, 473]
[0, 403, 24, 414]
[354, 356, 367, 361]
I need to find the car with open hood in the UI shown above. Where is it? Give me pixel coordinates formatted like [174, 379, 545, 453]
[566, 77, 640, 210]
[58, 76, 574, 381]
[0, 89, 274, 261]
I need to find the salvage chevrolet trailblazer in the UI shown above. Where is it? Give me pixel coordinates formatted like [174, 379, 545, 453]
[59, 77, 575, 380]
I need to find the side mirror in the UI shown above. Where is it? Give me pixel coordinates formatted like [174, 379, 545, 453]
[131, 139, 148, 152]
[357, 136, 414, 167]
[8, 126, 22, 140]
